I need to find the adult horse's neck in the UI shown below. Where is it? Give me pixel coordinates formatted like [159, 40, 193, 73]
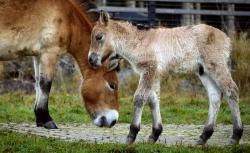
[67, 0, 95, 78]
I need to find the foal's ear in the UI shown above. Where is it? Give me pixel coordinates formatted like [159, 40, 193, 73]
[99, 10, 110, 26]
[107, 54, 123, 72]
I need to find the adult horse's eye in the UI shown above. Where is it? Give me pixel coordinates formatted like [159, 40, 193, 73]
[108, 81, 117, 91]
[96, 34, 103, 41]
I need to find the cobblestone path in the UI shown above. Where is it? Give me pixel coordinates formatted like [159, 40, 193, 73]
[1, 123, 249, 146]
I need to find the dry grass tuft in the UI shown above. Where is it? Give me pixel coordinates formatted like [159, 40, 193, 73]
[231, 33, 250, 96]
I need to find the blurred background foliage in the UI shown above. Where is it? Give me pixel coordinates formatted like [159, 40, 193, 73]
[0, 33, 249, 98]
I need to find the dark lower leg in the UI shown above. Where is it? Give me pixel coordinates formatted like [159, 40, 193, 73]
[34, 77, 57, 129]
[127, 124, 140, 144]
[148, 124, 163, 142]
[198, 124, 214, 144]
[34, 104, 57, 128]
[126, 94, 144, 144]
[230, 105, 243, 144]
[148, 91, 162, 143]
[231, 126, 243, 144]
[226, 85, 243, 144]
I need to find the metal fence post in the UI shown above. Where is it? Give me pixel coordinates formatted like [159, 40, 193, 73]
[182, 2, 194, 25]
[126, 0, 136, 8]
[195, 3, 201, 24]
[96, 0, 106, 6]
[227, 4, 235, 38]
[148, 1, 156, 27]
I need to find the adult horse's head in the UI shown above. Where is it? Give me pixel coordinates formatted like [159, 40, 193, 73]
[81, 57, 120, 128]
[86, 11, 121, 127]
[88, 11, 115, 69]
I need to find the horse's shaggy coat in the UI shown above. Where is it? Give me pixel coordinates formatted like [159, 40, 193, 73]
[88, 11, 243, 144]
[0, 1, 119, 128]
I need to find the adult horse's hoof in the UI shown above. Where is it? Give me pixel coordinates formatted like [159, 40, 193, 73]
[44, 121, 58, 129]
[196, 138, 206, 145]
[37, 121, 58, 129]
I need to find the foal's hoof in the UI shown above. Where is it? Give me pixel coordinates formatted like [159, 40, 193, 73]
[148, 137, 157, 143]
[229, 138, 239, 145]
[37, 121, 58, 129]
[126, 136, 136, 144]
[196, 138, 206, 145]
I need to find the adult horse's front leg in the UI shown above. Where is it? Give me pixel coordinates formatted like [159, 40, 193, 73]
[33, 50, 60, 129]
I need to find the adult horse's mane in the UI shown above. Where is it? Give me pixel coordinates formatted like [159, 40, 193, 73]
[68, 0, 97, 28]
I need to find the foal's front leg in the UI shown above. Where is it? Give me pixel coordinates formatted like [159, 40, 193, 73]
[33, 51, 59, 129]
[126, 87, 147, 144]
[148, 80, 162, 142]
[126, 74, 162, 144]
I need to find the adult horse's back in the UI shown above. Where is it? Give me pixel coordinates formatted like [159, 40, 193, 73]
[0, 0, 120, 128]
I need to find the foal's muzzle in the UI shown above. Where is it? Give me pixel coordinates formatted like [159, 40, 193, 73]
[88, 52, 100, 68]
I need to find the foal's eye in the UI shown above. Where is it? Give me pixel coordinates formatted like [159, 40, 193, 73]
[95, 34, 103, 41]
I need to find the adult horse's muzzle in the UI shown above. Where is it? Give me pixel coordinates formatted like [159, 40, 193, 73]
[93, 110, 118, 128]
[88, 52, 101, 68]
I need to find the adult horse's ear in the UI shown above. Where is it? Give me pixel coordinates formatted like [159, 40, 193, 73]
[99, 10, 110, 26]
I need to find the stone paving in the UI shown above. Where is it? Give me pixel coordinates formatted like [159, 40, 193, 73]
[0, 123, 249, 146]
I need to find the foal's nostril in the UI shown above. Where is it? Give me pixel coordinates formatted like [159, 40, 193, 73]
[109, 120, 117, 128]
[88, 53, 98, 66]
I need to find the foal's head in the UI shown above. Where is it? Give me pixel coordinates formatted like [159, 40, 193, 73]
[81, 59, 120, 128]
[88, 11, 115, 69]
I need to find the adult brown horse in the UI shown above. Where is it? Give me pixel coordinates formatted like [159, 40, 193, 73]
[0, 0, 120, 129]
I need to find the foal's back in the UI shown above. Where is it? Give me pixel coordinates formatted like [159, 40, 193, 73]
[0, 0, 71, 60]
[147, 24, 231, 73]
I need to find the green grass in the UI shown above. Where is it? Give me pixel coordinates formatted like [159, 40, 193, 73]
[0, 92, 91, 124]
[0, 92, 250, 125]
[120, 95, 250, 125]
[1, 130, 250, 153]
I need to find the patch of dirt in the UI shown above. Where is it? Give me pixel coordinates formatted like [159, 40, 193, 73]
[0, 123, 249, 146]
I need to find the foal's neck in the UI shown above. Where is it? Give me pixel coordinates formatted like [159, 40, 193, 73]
[110, 21, 145, 50]
[109, 21, 147, 63]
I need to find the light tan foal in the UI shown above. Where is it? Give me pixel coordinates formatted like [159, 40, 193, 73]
[88, 11, 243, 145]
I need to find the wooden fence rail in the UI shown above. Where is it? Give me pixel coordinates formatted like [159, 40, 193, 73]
[92, 0, 250, 37]
[131, 0, 250, 4]
[91, 6, 250, 16]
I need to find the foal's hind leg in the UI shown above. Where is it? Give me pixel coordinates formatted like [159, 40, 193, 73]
[204, 62, 243, 144]
[197, 71, 222, 145]
[33, 51, 60, 129]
